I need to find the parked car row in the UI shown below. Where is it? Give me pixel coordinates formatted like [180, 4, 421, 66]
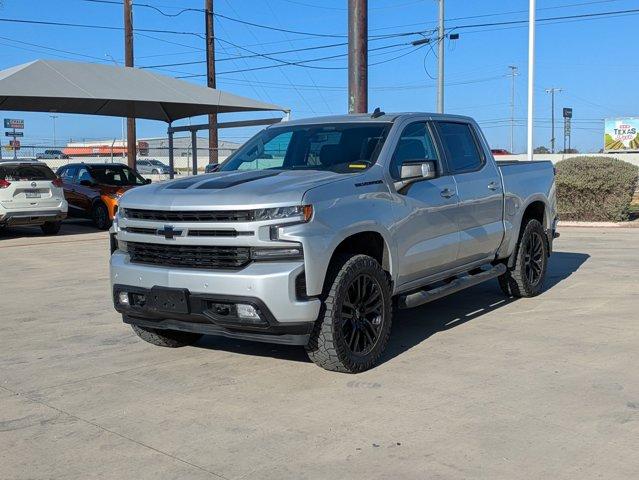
[1, 159, 160, 235]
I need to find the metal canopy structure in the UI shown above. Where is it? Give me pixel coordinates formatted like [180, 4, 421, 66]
[0, 59, 288, 174]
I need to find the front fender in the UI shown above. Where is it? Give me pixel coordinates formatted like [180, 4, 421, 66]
[279, 172, 398, 296]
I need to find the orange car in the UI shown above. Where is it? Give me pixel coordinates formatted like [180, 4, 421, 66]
[56, 163, 150, 229]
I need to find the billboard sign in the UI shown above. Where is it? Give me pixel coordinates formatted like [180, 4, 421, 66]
[604, 118, 639, 152]
[5, 131, 23, 137]
[4, 118, 24, 129]
[9, 140, 21, 150]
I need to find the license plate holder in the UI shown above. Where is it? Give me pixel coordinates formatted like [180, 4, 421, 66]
[25, 190, 41, 198]
[149, 287, 190, 314]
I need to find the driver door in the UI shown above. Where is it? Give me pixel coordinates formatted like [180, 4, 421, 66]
[73, 166, 98, 213]
[390, 121, 461, 288]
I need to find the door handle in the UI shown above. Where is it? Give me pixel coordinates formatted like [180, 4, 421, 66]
[440, 188, 455, 199]
[488, 181, 499, 191]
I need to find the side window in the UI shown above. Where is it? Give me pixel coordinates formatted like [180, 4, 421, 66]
[437, 122, 484, 173]
[390, 122, 439, 179]
[76, 167, 93, 184]
[59, 166, 76, 182]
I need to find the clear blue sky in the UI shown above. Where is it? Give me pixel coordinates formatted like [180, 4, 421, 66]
[0, 0, 636, 152]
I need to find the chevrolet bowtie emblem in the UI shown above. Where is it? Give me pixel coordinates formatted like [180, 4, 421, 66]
[157, 225, 182, 240]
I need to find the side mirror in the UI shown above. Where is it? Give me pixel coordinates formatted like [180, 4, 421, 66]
[145, 178, 152, 184]
[395, 160, 437, 191]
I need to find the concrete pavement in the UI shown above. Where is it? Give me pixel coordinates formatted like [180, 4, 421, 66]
[1, 225, 638, 479]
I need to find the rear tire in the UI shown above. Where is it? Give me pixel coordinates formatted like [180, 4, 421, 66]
[306, 254, 393, 373]
[131, 325, 202, 348]
[41, 221, 61, 235]
[498, 219, 548, 298]
[92, 202, 111, 230]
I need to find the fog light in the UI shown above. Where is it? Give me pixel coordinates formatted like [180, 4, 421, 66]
[118, 291, 130, 306]
[237, 303, 260, 320]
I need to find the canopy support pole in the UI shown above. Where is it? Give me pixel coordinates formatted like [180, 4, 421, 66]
[191, 129, 198, 176]
[168, 123, 175, 179]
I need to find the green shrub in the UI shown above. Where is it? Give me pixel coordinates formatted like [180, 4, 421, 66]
[555, 156, 639, 222]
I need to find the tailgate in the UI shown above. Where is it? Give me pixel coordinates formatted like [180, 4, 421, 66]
[0, 163, 62, 209]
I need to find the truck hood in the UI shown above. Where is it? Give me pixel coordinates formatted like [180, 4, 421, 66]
[120, 169, 352, 209]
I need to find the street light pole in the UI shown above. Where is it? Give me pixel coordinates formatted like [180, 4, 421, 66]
[49, 115, 58, 147]
[527, 0, 535, 161]
[545, 87, 562, 153]
[508, 65, 518, 153]
[437, 0, 445, 113]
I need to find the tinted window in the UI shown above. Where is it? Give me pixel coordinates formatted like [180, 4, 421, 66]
[89, 165, 146, 186]
[58, 166, 77, 182]
[0, 163, 56, 181]
[437, 122, 483, 173]
[221, 123, 390, 174]
[390, 122, 439, 179]
[76, 167, 93, 184]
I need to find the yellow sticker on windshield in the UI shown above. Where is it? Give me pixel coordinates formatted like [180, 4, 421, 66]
[348, 163, 367, 169]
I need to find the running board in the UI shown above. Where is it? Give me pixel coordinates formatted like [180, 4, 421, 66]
[398, 264, 507, 309]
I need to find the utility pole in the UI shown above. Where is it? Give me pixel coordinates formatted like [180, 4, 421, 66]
[123, 0, 136, 168]
[437, 0, 445, 113]
[348, 0, 367, 113]
[49, 115, 58, 147]
[526, 0, 535, 161]
[508, 66, 518, 153]
[205, 0, 218, 165]
[545, 87, 562, 153]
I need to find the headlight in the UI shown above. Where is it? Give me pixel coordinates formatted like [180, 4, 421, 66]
[251, 245, 303, 260]
[252, 205, 313, 222]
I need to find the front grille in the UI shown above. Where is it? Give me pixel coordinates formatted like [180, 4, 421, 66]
[127, 242, 251, 270]
[124, 208, 253, 222]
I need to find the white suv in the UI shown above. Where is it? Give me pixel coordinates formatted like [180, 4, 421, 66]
[0, 160, 68, 235]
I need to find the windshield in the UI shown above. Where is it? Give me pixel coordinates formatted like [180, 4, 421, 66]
[149, 160, 165, 166]
[89, 165, 146, 186]
[220, 122, 391, 173]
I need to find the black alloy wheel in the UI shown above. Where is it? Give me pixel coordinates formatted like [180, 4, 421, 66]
[341, 273, 384, 356]
[523, 230, 545, 286]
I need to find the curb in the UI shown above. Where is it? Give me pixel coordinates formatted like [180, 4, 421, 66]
[558, 221, 639, 228]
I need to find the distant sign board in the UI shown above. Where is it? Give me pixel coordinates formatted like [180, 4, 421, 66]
[5, 131, 23, 137]
[9, 140, 21, 150]
[605, 118, 639, 152]
[4, 118, 24, 129]
[563, 108, 573, 119]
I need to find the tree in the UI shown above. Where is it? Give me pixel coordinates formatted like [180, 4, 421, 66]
[560, 148, 579, 154]
[534, 146, 550, 154]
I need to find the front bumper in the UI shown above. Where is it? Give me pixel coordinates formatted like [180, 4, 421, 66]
[110, 251, 321, 345]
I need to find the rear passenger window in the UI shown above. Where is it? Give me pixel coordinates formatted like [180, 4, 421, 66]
[437, 122, 484, 173]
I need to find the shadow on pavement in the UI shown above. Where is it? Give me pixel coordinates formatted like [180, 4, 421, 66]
[0, 218, 101, 240]
[192, 251, 591, 368]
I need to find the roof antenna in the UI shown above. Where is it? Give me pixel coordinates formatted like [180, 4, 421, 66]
[371, 107, 385, 118]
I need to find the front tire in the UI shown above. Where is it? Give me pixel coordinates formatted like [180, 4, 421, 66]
[151, 169, 159, 175]
[41, 221, 61, 235]
[498, 219, 548, 298]
[131, 325, 202, 348]
[92, 202, 111, 230]
[306, 254, 393, 373]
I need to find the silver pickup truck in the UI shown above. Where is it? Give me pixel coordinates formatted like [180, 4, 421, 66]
[110, 112, 557, 372]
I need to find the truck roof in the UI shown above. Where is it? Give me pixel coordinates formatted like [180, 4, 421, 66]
[275, 112, 476, 127]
